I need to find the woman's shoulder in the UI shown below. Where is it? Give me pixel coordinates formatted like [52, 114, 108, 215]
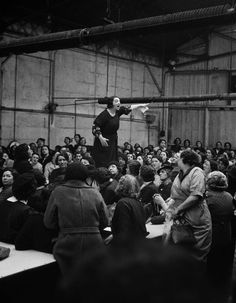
[191, 166, 204, 176]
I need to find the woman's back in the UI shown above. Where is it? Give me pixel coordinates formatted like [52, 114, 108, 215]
[45, 180, 108, 229]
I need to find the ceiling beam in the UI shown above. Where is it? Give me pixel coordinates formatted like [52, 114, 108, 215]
[0, 4, 235, 57]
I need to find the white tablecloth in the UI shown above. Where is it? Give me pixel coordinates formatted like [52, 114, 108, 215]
[0, 242, 55, 278]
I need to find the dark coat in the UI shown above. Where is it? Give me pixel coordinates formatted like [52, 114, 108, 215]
[111, 197, 147, 245]
[15, 211, 57, 253]
[44, 180, 109, 275]
[139, 182, 159, 219]
[0, 198, 30, 243]
[100, 179, 119, 205]
[206, 190, 233, 248]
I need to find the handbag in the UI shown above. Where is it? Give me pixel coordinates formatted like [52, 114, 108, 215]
[0, 246, 10, 260]
[171, 220, 196, 245]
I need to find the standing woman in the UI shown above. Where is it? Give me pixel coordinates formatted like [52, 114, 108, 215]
[44, 162, 109, 276]
[153, 150, 212, 263]
[92, 96, 131, 168]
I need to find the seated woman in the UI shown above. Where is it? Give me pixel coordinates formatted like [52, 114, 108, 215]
[139, 165, 159, 220]
[2, 151, 14, 169]
[0, 168, 19, 204]
[49, 153, 69, 190]
[0, 172, 37, 243]
[111, 174, 148, 246]
[107, 161, 123, 181]
[202, 158, 218, 177]
[15, 170, 57, 253]
[151, 165, 173, 225]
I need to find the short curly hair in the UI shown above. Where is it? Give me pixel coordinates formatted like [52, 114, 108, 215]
[180, 150, 200, 166]
[116, 174, 140, 198]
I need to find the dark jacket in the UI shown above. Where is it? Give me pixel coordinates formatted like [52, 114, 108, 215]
[44, 180, 109, 275]
[206, 190, 233, 248]
[15, 211, 57, 253]
[0, 197, 30, 243]
[111, 197, 147, 245]
[100, 179, 119, 205]
[139, 182, 159, 219]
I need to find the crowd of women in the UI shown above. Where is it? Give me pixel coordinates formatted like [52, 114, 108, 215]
[0, 133, 236, 301]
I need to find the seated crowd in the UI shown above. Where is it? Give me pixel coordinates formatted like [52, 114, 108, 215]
[0, 134, 236, 301]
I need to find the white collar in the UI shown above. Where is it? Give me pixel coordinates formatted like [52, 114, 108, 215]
[7, 196, 18, 202]
[7, 196, 27, 204]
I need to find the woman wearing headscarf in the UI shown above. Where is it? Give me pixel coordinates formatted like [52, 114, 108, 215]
[44, 162, 109, 275]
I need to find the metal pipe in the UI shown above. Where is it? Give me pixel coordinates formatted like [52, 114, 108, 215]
[0, 4, 234, 56]
[13, 55, 18, 140]
[97, 93, 236, 104]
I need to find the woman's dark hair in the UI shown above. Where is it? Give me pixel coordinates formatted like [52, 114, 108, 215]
[127, 160, 141, 176]
[107, 96, 119, 109]
[41, 145, 51, 156]
[215, 141, 223, 148]
[173, 137, 181, 145]
[32, 169, 46, 187]
[158, 139, 166, 145]
[218, 157, 229, 168]
[180, 150, 200, 166]
[55, 153, 69, 165]
[0, 167, 19, 187]
[140, 165, 155, 182]
[195, 140, 203, 147]
[64, 163, 88, 181]
[14, 143, 29, 161]
[224, 141, 232, 150]
[82, 155, 95, 166]
[208, 159, 218, 172]
[183, 139, 191, 147]
[12, 172, 37, 200]
[206, 148, 216, 158]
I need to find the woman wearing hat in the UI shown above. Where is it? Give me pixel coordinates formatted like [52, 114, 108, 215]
[44, 162, 109, 275]
[92, 96, 131, 168]
[205, 171, 234, 299]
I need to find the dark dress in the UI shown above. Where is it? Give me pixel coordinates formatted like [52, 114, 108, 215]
[92, 107, 131, 168]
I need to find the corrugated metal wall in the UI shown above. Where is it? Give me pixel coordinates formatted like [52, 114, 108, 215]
[0, 46, 162, 148]
[166, 26, 236, 149]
